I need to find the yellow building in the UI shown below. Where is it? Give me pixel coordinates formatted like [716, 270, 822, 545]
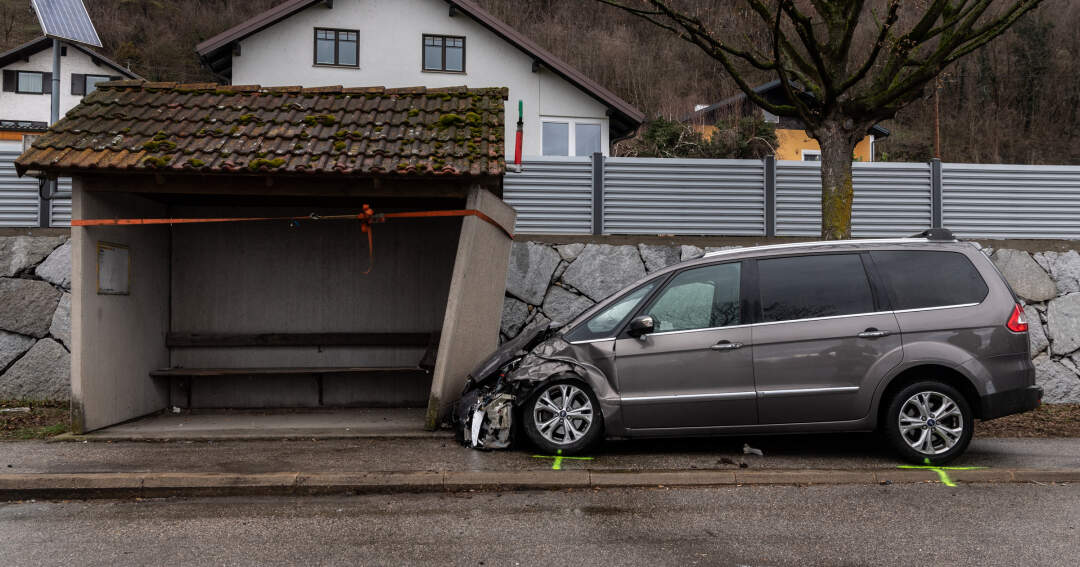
[687, 80, 888, 162]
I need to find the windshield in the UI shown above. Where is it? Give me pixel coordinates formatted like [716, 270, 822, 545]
[563, 281, 659, 342]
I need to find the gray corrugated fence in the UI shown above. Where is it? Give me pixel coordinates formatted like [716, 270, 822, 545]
[0, 149, 70, 227]
[942, 163, 1080, 239]
[505, 156, 1079, 239]
[776, 161, 933, 237]
[502, 158, 593, 234]
[602, 158, 765, 235]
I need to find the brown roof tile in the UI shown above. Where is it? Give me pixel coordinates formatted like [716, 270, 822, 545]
[15, 81, 507, 179]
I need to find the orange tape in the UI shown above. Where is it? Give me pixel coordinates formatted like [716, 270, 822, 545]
[70, 206, 513, 274]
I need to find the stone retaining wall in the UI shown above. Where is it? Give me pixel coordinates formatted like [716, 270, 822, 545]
[3, 234, 1079, 404]
[501, 240, 1080, 404]
[0, 236, 71, 401]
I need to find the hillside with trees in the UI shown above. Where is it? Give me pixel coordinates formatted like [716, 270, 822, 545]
[2, 0, 1076, 164]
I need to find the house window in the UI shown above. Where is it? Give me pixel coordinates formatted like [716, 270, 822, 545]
[422, 35, 465, 72]
[314, 28, 358, 67]
[84, 74, 112, 94]
[762, 109, 780, 124]
[17, 71, 45, 94]
[802, 149, 821, 161]
[542, 118, 605, 156]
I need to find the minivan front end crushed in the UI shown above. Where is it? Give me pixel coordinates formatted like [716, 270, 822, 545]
[453, 323, 618, 450]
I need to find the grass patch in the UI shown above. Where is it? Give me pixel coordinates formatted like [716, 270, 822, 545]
[0, 400, 70, 440]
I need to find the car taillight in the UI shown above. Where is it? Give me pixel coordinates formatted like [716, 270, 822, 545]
[1006, 303, 1028, 333]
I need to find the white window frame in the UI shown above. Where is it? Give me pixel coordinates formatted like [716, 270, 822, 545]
[801, 149, 822, 161]
[541, 117, 609, 157]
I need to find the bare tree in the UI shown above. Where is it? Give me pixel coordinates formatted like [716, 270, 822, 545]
[598, 0, 1044, 239]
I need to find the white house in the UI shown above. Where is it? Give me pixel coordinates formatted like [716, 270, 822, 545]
[195, 0, 643, 159]
[0, 37, 140, 151]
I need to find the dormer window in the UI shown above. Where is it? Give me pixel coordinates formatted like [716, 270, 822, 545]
[314, 28, 358, 67]
[422, 34, 465, 72]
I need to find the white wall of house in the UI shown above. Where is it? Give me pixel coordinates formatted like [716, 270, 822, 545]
[228, 0, 611, 158]
[0, 45, 126, 123]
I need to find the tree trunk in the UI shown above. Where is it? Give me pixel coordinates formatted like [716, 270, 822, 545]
[816, 126, 862, 240]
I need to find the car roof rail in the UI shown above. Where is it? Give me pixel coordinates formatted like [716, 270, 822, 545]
[909, 228, 958, 241]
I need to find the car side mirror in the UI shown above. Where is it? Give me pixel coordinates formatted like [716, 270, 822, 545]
[628, 315, 655, 338]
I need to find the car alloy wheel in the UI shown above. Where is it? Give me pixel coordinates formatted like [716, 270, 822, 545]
[898, 390, 965, 455]
[532, 383, 595, 446]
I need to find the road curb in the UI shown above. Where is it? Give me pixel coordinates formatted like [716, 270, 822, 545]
[1, 468, 1076, 500]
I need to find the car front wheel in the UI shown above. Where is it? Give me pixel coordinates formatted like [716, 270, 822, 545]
[885, 380, 974, 465]
[523, 379, 603, 455]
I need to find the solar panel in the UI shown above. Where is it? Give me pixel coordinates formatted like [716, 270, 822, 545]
[30, 0, 102, 48]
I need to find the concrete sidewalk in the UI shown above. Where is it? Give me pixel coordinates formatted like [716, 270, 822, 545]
[1, 435, 1077, 499]
[62, 409, 448, 441]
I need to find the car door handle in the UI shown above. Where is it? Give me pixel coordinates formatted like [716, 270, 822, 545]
[857, 328, 890, 339]
[710, 341, 744, 351]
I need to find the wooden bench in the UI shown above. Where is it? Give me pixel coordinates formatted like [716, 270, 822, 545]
[155, 332, 439, 407]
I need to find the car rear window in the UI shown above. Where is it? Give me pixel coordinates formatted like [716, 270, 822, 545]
[757, 254, 875, 323]
[870, 250, 988, 310]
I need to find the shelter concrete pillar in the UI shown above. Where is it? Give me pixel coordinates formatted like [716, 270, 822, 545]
[70, 178, 171, 433]
[426, 185, 516, 429]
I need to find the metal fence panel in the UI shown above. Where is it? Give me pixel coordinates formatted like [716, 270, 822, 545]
[942, 163, 1080, 239]
[50, 177, 72, 227]
[603, 157, 765, 235]
[0, 149, 39, 227]
[776, 161, 933, 237]
[504, 157, 593, 234]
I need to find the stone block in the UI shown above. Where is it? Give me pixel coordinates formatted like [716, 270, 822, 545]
[0, 331, 35, 370]
[0, 338, 70, 401]
[541, 286, 595, 325]
[34, 240, 71, 290]
[561, 244, 647, 302]
[0, 236, 67, 277]
[500, 296, 531, 338]
[991, 249, 1057, 302]
[0, 278, 61, 338]
[638, 244, 680, 273]
[1047, 293, 1080, 356]
[505, 242, 560, 305]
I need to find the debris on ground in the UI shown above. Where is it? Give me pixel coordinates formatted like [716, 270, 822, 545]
[743, 443, 764, 456]
[0, 407, 30, 414]
[976, 403, 1080, 438]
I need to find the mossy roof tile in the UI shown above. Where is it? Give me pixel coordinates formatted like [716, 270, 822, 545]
[16, 81, 506, 178]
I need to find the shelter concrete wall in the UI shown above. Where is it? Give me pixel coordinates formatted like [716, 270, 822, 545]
[169, 207, 459, 369]
[71, 179, 170, 433]
[427, 186, 516, 427]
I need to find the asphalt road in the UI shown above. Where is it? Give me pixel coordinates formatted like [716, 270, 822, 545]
[2, 484, 1077, 566]
[6, 435, 1080, 474]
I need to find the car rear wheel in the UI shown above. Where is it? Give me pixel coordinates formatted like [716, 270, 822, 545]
[885, 381, 973, 465]
[523, 379, 603, 455]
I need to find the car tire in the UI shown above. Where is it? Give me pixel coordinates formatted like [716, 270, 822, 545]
[885, 380, 974, 465]
[523, 379, 603, 455]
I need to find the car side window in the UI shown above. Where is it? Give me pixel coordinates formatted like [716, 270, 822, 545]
[758, 254, 874, 323]
[870, 250, 989, 310]
[565, 281, 659, 342]
[645, 263, 741, 333]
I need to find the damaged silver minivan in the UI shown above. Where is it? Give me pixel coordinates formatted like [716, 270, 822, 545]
[455, 230, 1042, 464]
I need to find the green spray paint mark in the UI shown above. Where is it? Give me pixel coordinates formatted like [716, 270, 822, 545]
[532, 449, 593, 470]
[897, 465, 986, 487]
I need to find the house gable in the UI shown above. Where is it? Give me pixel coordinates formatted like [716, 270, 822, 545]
[196, 0, 642, 157]
[0, 37, 141, 127]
